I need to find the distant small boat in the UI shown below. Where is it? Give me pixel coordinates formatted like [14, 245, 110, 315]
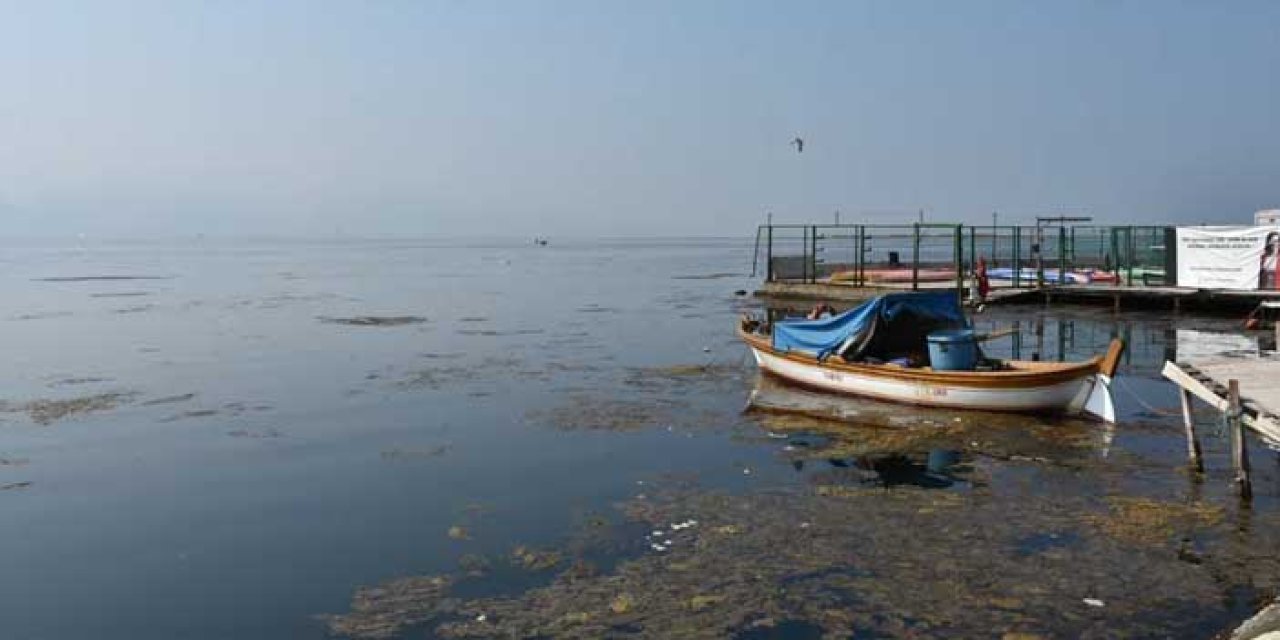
[738, 292, 1123, 422]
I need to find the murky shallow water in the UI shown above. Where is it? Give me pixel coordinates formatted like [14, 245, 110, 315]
[0, 239, 1276, 639]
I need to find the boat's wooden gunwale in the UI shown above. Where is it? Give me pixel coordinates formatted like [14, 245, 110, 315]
[738, 328, 1100, 389]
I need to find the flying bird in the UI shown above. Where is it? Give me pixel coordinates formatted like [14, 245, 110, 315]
[790, 137, 804, 153]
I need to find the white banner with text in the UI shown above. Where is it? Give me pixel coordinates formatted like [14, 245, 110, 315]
[1176, 226, 1280, 290]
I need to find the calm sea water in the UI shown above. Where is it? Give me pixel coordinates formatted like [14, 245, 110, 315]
[0, 239, 1274, 639]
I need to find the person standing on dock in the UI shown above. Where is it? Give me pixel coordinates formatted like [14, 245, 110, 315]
[973, 257, 991, 303]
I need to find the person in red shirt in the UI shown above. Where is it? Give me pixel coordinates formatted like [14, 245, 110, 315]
[976, 257, 991, 301]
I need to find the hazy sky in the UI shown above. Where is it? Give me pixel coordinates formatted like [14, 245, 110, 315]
[2, 1, 1278, 238]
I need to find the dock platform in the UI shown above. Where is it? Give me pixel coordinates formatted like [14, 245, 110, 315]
[1162, 353, 1280, 500]
[757, 280, 1280, 312]
[1162, 355, 1280, 447]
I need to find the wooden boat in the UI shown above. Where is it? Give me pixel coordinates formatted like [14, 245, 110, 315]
[738, 293, 1124, 422]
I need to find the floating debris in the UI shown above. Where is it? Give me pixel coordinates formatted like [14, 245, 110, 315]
[448, 526, 471, 541]
[1084, 497, 1223, 547]
[328, 476, 1280, 639]
[381, 445, 452, 460]
[318, 315, 427, 327]
[457, 554, 491, 577]
[575, 304, 619, 314]
[34, 275, 170, 282]
[456, 328, 544, 337]
[140, 391, 199, 407]
[113, 304, 155, 314]
[670, 272, 744, 280]
[325, 575, 454, 639]
[0, 481, 32, 491]
[226, 428, 283, 439]
[610, 593, 634, 614]
[511, 546, 562, 571]
[159, 409, 220, 422]
[48, 376, 113, 387]
[529, 395, 678, 432]
[10, 311, 73, 321]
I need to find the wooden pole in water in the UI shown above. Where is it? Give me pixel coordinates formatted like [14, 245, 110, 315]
[1228, 379, 1253, 502]
[1179, 389, 1204, 473]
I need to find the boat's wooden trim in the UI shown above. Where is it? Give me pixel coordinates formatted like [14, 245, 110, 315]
[737, 327, 1101, 389]
[1099, 338, 1125, 378]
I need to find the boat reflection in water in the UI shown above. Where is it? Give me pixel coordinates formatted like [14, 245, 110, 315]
[744, 372, 1116, 486]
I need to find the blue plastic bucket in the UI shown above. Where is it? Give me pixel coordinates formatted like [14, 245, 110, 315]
[927, 329, 978, 371]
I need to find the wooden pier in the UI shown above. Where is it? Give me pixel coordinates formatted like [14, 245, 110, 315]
[1162, 353, 1280, 501]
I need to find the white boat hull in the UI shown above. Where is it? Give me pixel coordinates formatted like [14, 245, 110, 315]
[747, 343, 1108, 418]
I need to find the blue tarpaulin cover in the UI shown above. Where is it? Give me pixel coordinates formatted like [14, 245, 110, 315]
[771, 291, 967, 360]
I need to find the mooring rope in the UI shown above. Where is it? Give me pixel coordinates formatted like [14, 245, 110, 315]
[1114, 375, 1184, 418]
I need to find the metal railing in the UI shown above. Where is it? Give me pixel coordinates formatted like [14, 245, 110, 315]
[754, 223, 1172, 290]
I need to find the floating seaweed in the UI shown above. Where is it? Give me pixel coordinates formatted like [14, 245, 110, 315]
[319, 316, 427, 327]
[1084, 496, 1224, 547]
[328, 476, 1279, 639]
[2, 392, 138, 426]
[140, 393, 197, 406]
[381, 444, 452, 461]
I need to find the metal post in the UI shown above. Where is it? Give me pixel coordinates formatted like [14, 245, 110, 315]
[962, 224, 972, 273]
[1035, 222, 1044, 288]
[1012, 226, 1021, 287]
[1012, 320, 1022, 359]
[955, 224, 964, 307]
[1058, 226, 1067, 288]
[1064, 225, 1075, 275]
[808, 226, 815, 284]
[751, 225, 762, 278]
[1127, 226, 1135, 287]
[857, 225, 865, 287]
[991, 212, 998, 266]
[812, 225, 820, 284]
[912, 223, 920, 291]
[1110, 227, 1119, 287]
[1228, 379, 1252, 501]
[807, 226, 814, 284]
[766, 225, 773, 282]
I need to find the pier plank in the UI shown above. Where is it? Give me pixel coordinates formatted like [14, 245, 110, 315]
[1162, 357, 1280, 447]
